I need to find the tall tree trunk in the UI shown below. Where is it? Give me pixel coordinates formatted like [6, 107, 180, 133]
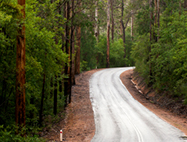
[157, 0, 160, 41]
[95, 0, 99, 42]
[68, 0, 75, 103]
[54, 75, 57, 115]
[149, 0, 153, 79]
[106, 0, 110, 68]
[75, 26, 81, 74]
[179, 1, 182, 15]
[39, 72, 45, 126]
[131, 10, 134, 41]
[16, 0, 26, 134]
[121, 0, 126, 61]
[149, 0, 153, 42]
[71, 29, 75, 85]
[50, 77, 53, 98]
[59, 0, 64, 98]
[75, 0, 81, 75]
[184, 0, 187, 8]
[111, 0, 114, 42]
[64, 1, 70, 108]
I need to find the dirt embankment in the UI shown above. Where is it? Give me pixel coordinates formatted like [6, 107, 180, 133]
[120, 69, 187, 135]
[44, 69, 98, 142]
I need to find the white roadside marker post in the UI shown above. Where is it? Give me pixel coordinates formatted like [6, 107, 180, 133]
[60, 130, 63, 141]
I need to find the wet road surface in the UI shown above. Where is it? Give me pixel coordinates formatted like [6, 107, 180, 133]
[89, 67, 186, 142]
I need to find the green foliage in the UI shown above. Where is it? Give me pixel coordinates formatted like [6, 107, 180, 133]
[132, 2, 187, 103]
[25, 0, 68, 127]
[0, 0, 68, 138]
[110, 38, 125, 67]
[131, 34, 150, 82]
[0, 125, 45, 142]
[0, 0, 20, 126]
[135, 4, 150, 35]
[81, 26, 97, 70]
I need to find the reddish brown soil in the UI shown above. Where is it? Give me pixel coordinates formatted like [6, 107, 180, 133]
[44, 69, 99, 142]
[45, 68, 187, 141]
[120, 69, 187, 135]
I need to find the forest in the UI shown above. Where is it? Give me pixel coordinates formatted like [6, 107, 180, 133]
[0, 0, 187, 141]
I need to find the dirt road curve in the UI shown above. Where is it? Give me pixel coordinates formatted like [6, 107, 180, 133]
[89, 67, 186, 142]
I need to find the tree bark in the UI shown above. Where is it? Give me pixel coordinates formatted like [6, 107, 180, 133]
[121, 0, 126, 61]
[179, 1, 182, 15]
[154, 0, 157, 42]
[95, 0, 99, 42]
[149, 0, 153, 79]
[75, 26, 81, 74]
[106, 0, 110, 68]
[54, 75, 57, 115]
[75, 0, 81, 75]
[111, 0, 114, 42]
[121, 20, 126, 58]
[131, 10, 134, 41]
[16, 0, 26, 134]
[71, 28, 75, 85]
[39, 72, 45, 126]
[64, 1, 70, 108]
[157, 0, 160, 41]
[184, 0, 187, 9]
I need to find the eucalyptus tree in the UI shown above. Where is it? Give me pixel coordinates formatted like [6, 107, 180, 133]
[16, 0, 26, 134]
[106, 0, 110, 68]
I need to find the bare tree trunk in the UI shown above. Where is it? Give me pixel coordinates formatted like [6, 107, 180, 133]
[121, 0, 126, 61]
[64, 1, 70, 108]
[54, 75, 57, 115]
[184, 0, 187, 9]
[59, 0, 64, 98]
[106, 0, 110, 68]
[75, 26, 81, 74]
[67, 0, 75, 103]
[179, 1, 182, 15]
[121, 20, 126, 58]
[157, 0, 160, 41]
[71, 29, 75, 85]
[149, 0, 153, 42]
[131, 10, 134, 41]
[16, 0, 26, 134]
[50, 77, 53, 98]
[74, 0, 81, 75]
[39, 72, 45, 126]
[95, 0, 99, 42]
[154, 0, 157, 42]
[149, 0, 153, 79]
[111, 0, 114, 42]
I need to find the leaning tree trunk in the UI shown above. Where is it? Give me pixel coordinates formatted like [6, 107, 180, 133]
[106, 0, 110, 68]
[16, 0, 26, 135]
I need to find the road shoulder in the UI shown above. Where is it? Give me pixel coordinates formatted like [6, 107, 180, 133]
[120, 69, 187, 135]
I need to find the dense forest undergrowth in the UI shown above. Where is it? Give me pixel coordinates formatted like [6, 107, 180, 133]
[1, 0, 187, 141]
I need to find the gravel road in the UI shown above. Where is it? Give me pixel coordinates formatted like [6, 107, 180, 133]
[89, 67, 186, 142]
